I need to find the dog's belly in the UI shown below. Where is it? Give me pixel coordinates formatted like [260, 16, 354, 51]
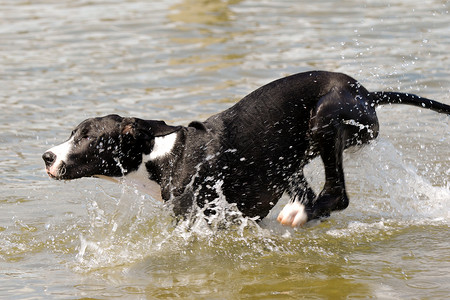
[216, 154, 307, 219]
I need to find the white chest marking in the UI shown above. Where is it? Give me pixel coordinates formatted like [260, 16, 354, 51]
[96, 163, 163, 201]
[149, 133, 178, 160]
[121, 154, 163, 201]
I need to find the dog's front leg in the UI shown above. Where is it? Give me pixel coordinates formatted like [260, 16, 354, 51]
[278, 126, 350, 227]
[277, 172, 316, 227]
[277, 199, 308, 227]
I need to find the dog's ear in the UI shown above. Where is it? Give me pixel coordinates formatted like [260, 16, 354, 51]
[148, 120, 182, 137]
[120, 118, 181, 139]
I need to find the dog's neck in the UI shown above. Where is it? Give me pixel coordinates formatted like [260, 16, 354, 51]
[95, 132, 181, 202]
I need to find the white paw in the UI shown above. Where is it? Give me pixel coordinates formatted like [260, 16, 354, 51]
[277, 201, 308, 227]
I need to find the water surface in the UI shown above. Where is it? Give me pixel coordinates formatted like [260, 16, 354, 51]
[0, 0, 449, 299]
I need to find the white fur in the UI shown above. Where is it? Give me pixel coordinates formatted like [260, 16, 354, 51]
[46, 137, 74, 176]
[95, 156, 163, 202]
[277, 200, 308, 227]
[121, 154, 163, 201]
[46, 134, 164, 200]
[149, 133, 178, 160]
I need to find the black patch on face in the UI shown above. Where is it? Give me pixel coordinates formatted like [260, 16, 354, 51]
[61, 114, 125, 179]
[50, 114, 181, 180]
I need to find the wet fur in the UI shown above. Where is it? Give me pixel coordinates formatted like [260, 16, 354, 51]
[43, 71, 450, 225]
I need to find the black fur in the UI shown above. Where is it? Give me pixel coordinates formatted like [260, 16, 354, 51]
[43, 71, 450, 223]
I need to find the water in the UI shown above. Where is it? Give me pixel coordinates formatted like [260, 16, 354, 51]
[0, 0, 449, 298]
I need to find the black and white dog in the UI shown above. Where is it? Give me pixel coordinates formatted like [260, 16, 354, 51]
[43, 71, 450, 227]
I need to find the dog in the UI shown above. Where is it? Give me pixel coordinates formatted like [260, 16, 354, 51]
[43, 71, 450, 227]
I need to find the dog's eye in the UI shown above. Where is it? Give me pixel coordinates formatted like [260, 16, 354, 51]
[74, 134, 91, 144]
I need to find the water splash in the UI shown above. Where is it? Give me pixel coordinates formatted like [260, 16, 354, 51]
[72, 138, 449, 272]
[72, 179, 275, 272]
[342, 138, 450, 223]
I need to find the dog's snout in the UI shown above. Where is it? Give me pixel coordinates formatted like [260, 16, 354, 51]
[42, 151, 56, 167]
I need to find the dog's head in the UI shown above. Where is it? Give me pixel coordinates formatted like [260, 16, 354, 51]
[42, 114, 181, 180]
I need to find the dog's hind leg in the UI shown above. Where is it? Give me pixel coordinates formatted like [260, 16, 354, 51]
[303, 89, 362, 222]
[307, 124, 349, 220]
[278, 89, 355, 227]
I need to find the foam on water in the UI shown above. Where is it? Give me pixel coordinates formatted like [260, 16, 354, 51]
[342, 138, 449, 222]
[72, 138, 449, 272]
[72, 178, 272, 272]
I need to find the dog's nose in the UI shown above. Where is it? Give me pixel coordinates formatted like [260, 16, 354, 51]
[42, 151, 56, 167]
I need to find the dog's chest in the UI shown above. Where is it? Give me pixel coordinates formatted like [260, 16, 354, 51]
[122, 162, 163, 201]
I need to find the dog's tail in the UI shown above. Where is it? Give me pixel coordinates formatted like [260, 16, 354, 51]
[369, 91, 450, 115]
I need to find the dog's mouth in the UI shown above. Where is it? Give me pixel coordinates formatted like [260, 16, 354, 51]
[46, 170, 56, 179]
[46, 162, 110, 181]
[46, 162, 67, 180]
